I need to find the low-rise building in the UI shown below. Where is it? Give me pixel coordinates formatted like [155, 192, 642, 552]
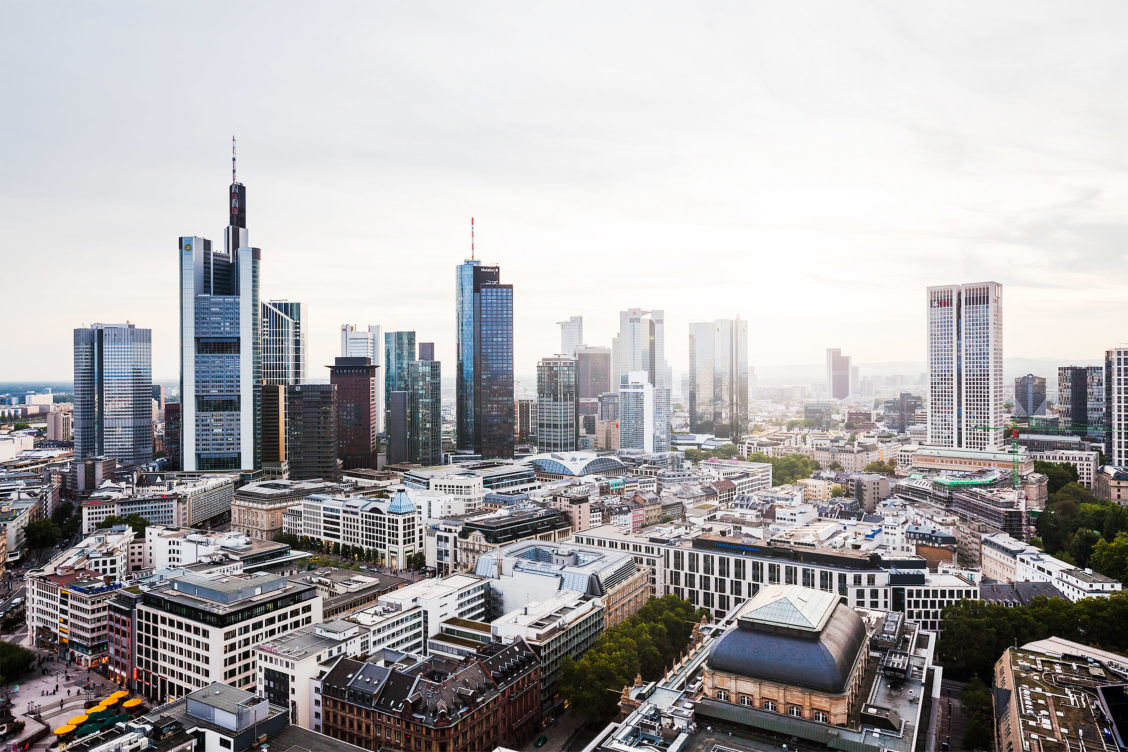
[1031, 449, 1099, 489]
[376, 574, 489, 643]
[1096, 465, 1128, 503]
[290, 566, 407, 618]
[282, 490, 423, 569]
[231, 479, 344, 539]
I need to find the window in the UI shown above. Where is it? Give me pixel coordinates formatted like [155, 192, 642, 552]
[788, 705, 803, 718]
[739, 696, 753, 707]
[762, 699, 776, 712]
[813, 710, 828, 723]
[715, 690, 728, 701]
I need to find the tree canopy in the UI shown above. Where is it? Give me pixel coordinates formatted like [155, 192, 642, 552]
[745, 452, 820, 485]
[863, 460, 897, 475]
[937, 593, 1128, 681]
[558, 596, 708, 722]
[24, 519, 59, 550]
[1034, 460, 1079, 495]
[1034, 482, 1128, 572]
[97, 514, 152, 537]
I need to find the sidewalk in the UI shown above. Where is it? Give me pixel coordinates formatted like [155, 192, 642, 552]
[4, 654, 125, 750]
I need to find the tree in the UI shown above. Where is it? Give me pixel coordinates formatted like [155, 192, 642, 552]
[0, 642, 35, 685]
[864, 460, 897, 476]
[745, 452, 820, 485]
[831, 485, 845, 498]
[1035, 460, 1079, 495]
[97, 514, 151, 537]
[1091, 533, 1128, 583]
[961, 676, 995, 751]
[24, 520, 59, 550]
[828, 461, 843, 471]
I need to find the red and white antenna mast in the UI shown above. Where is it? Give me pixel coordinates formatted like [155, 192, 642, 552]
[232, 135, 237, 183]
[471, 217, 475, 260]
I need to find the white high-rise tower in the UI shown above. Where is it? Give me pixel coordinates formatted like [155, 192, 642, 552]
[557, 316, 583, 358]
[341, 324, 384, 433]
[926, 281, 1003, 451]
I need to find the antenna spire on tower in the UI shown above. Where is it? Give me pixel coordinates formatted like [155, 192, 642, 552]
[232, 135, 237, 183]
[471, 217, 475, 260]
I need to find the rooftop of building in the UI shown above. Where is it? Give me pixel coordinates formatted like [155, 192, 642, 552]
[380, 574, 485, 603]
[140, 683, 288, 738]
[473, 540, 641, 598]
[523, 452, 628, 477]
[234, 478, 344, 498]
[256, 621, 370, 661]
[146, 572, 313, 613]
[492, 591, 598, 632]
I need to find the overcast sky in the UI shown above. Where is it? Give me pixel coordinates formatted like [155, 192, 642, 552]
[4, 1, 1128, 384]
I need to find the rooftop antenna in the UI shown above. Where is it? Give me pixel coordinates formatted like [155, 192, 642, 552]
[232, 135, 237, 183]
[471, 217, 475, 260]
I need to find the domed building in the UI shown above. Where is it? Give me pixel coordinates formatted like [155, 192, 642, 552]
[703, 584, 870, 727]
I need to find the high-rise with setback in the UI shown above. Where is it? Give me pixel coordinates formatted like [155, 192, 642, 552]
[179, 158, 261, 471]
[825, 348, 851, 400]
[688, 318, 749, 439]
[73, 323, 153, 468]
[926, 281, 1003, 451]
[341, 324, 384, 433]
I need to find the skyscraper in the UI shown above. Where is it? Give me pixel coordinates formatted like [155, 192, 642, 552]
[285, 384, 341, 481]
[384, 331, 416, 433]
[576, 346, 611, 401]
[825, 348, 851, 400]
[341, 324, 384, 433]
[1058, 366, 1105, 438]
[1014, 374, 1047, 418]
[329, 357, 379, 469]
[557, 316, 583, 358]
[516, 399, 536, 444]
[619, 372, 655, 453]
[612, 308, 669, 392]
[262, 300, 306, 385]
[73, 323, 153, 468]
[456, 259, 515, 458]
[179, 162, 260, 472]
[536, 357, 578, 453]
[926, 281, 1004, 451]
[1107, 349, 1128, 465]
[689, 318, 749, 439]
[386, 391, 409, 465]
[408, 345, 442, 466]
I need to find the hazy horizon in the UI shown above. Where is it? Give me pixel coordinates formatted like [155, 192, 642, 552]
[4, 2, 1128, 382]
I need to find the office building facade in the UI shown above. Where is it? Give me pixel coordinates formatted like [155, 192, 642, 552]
[1059, 365, 1105, 438]
[384, 330, 416, 433]
[576, 345, 612, 401]
[825, 347, 851, 400]
[341, 324, 384, 433]
[1014, 374, 1047, 418]
[516, 399, 535, 444]
[926, 281, 1004, 450]
[73, 323, 153, 468]
[536, 357, 578, 453]
[179, 174, 261, 472]
[261, 300, 306, 386]
[619, 372, 655, 453]
[612, 308, 669, 391]
[285, 384, 341, 481]
[329, 357, 379, 470]
[408, 349, 442, 466]
[689, 318, 749, 439]
[456, 260, 515, 458]
[1107, 348, 1128, 466]
[557, 315, 583, 358]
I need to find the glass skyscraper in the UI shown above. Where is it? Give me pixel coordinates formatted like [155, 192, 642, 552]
[262, 300, 306, 385]
[456, 260, 514, 458]
[537, 357, 578, 453]
[73, 323, 153, 468]
[179, 172, 261, 471]
[385, 331, 416, 433]
[408, 348, 442, 466]
[689, 318, 749, 439]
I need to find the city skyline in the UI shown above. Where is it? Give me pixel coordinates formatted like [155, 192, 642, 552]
[6, 3, 1128, 382]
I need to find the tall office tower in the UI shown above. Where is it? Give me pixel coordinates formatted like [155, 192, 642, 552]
[261, 384, 286, 474]
[576, 346, 612, 401]
[262, 300, 306, 385]
[612, 308, 670, 391]
[619, 372, 655, 452]
[165, 402, 181, 470]
[407, 345, 442, 466]
[1058, 366, 1105, 438]
[825, 348, 851, 400]
[598, 392, 619, 421]
[386, 391, 409, 465]
[882, 392, 924, 433]
[1107, 349, 1128, 465]
[151, 385, 166, 422]
[653, 384, 671, 451]
[516, 399, 536, 443]
[285, 384, 341, 480]
[384, 331, 416, 433]
[1014, 374, 1048, 418]
[536, 357, 578, 453]
[456, 259, 515, 458]
[329, 357, 378, 469]
[926, 282, 1004, 451]
[73, 323, 153, 468]
[341, 324, 384, 433]
[558, 316, 583, 358]
[849, 365, 860, 396]
[179, 164, 261, 472]
[688, 318, 749, 439]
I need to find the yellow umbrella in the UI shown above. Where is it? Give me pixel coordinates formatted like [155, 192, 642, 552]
[122, 699, 143, 708]
[67, 715, 89, 725]
[54, 726, 76, 735]
[101, 697, 119, 707]
[90, 705, 108, 713]
[110, 691, 128, 699]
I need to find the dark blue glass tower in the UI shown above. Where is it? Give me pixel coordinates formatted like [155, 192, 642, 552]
[456, 260, 514, 458]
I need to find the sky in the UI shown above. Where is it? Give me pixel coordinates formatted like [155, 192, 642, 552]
[3, 1, 1128, 384]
